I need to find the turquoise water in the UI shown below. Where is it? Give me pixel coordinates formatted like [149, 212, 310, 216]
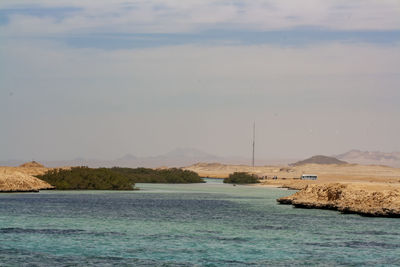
[0, 179, 400, 266]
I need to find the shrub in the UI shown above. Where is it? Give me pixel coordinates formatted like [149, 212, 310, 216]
[36, 167, 135, 190]
[223, 172, 259, 184]
[111, 167, 204, 183]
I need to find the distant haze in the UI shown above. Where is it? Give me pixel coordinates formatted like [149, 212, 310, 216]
[0, 148, 297, 168]
[2, 149, 400, 169]
[1, 0, 399, 161]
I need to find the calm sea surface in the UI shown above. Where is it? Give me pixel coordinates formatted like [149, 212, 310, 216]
[1, 179, 399, 266]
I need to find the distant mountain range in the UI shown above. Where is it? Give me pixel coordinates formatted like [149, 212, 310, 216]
[2, 149, 399, 168]
[0, 148, 274, 168]
[336, 150, 400, 168]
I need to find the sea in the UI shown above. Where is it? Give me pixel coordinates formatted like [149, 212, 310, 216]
[0, 178, 399, 266]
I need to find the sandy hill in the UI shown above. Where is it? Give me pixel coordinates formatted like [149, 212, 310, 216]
[290, 155, 347, 166]
[0, 162, 53, 192]
[19, 161, 45, 168]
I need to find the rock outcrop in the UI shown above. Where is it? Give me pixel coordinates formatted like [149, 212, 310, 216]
[0, 165, 53, 192]
[277, 183, 400, 217]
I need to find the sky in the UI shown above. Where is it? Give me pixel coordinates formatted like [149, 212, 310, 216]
[1, 0, 400, 161]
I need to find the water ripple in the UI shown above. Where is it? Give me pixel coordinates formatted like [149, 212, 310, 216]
[0, 227, 123, 236]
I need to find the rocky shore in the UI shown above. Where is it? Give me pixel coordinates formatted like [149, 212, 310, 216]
[0, 162, 54, 192]
[277, 183, 400, 217]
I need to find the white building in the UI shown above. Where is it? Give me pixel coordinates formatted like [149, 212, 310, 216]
[301, 174, 318, 180]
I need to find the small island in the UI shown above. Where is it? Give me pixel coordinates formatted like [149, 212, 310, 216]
[36, 167, 135, 190]
[34, 166, 204, 190]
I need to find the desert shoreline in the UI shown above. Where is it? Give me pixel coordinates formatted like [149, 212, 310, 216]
[185, 162, 400, 217]
[2, 161, 400, 217]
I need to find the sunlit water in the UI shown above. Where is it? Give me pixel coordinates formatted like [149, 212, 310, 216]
[1, 179, 399, 266]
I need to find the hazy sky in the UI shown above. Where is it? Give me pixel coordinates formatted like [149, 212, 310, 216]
[1, 0, 400, 161]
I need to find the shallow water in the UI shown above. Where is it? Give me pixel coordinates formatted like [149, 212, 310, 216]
[0, 179, 399, 266]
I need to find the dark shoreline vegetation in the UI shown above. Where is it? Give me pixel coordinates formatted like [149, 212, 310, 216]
[36, 167, 134, 190]
[111, 167, 204, 184]
[223, 172, 259, 184]
[36, 167, 204, 190]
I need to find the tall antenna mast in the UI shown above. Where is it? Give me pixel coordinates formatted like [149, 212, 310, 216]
[252, 121, 255, 167]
